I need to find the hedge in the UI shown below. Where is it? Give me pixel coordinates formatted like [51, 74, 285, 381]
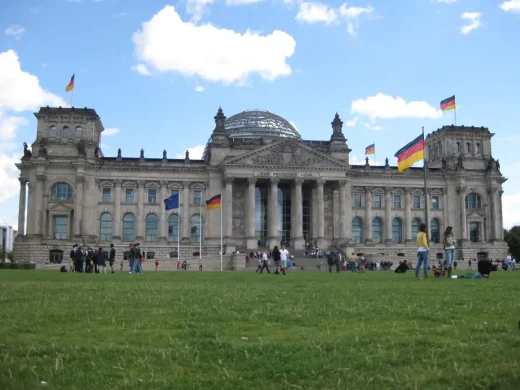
[0, 262, 36, 270]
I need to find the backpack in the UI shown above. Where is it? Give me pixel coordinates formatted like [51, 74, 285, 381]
[70, 249, 75, 259]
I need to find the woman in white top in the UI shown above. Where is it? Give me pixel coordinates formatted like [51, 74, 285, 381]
[443, 226, 456, 277]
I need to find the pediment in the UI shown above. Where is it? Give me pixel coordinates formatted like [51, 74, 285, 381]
[48, 203, 73, 212]
[223, 139, 347, 169]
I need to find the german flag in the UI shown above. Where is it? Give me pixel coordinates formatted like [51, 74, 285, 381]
[365, 143, 375, 155]
[65, 74, 75, 92]
[394, 134, 424, 172]
[206, 194, 222, 210]
[440, 95, 455, 111]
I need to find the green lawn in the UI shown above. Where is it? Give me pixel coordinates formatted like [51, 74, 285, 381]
[0, 270, 519, 389]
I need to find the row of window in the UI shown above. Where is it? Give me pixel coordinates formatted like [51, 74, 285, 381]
[456, 141, 482, 155]
[102, 188, 203, 205]
[351, 217, 482, 244]
[48, 125, 82, 137]
[353, 194, 441, 210]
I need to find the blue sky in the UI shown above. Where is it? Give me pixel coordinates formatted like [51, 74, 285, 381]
[1, 0, 519, 231]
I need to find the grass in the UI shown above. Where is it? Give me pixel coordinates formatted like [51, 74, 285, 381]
[0, 270, 519, 390]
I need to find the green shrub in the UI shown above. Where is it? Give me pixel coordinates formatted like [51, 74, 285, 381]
[0, 262, 36, 270]
[9, 263, 19, 269]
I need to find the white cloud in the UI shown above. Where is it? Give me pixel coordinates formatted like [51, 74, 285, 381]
[345, 117, 357, 127]
[503, 193, 520, 228]
[500, 0, 520, 14]
[131, 64, 151, 76]
[350, 154, 382, 166]
[0, 153, 21, 203]
[195, 85, 205, 92]
[227, 0, 265, 4]
[0, 112, 28, 145]
[296, 2, 374, 36]
[460, 12, 482, 35]
[102, 128, 120, 136]
[5, 25, 25, 39]
[186, 0, 216, 23]
[175, 145, 205, 159]
[434, 0, 457, 3]
[132, 5, 296, 85]
[296, 2, 338, 25]
[364, 122, 383, 131]
[351, 93, 442, 121]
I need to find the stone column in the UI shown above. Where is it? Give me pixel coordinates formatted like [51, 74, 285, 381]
[18, 178, 27, 236]
[405, 188, 412, 244]
[136, 180, 145, 241]
[35, 174, 46, 236]
[291, 178, 304, 250]
[316, 179, 326, 247]
[338, 180, 347, 245]
[159, 181, 167, 243]
[224, 177, 234, 242]
[311, 187, 317, 239]
[344, 181, 352, 243]
[267, 177, 280, 249]
[74, 176, 84, 238]
[457, 186, 467, 241]
[364, 187, 373, 243]
[113, 180, 121, 240]
[182, 182, 191, 244]
[385, 187, 392, 244]
[498, 190, 504, 240]
[246, 177, 258, 249]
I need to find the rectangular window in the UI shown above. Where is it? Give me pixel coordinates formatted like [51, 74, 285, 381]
[193, 189, 202, 205]
[393, 195, 401, 209]
[125, 189, 134, 203]
[469, 222, 480, 242]
[102, 188, 111, 203]
[353, 193, 362, 208]
[171, 189, 179, 198]
[53, 216, 67, 240]
[373, 194, 382, 208]
[413, 195, 421, 209]
[432, 196, 439, 210]
[148, 188, 157, 204]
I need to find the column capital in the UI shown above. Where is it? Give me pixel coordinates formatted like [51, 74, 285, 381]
[294, 178, 304, 186]
[36, 173, 46, 182]
[160, 180, 168, 187]
[247, 177, 257, 185]
[19, 177, 28, 185]
[385, 186, 393, 194]
[456, 186, 466, 194]
[365, 186, 373, 194]
[316, 178, 326, 187]
[338, 179, 347, 188]
[224, 176, 234, 185]
[270, 177, 280, 185]
[114, 179, 122, 186]
[137, 180, 146, 187]
[76, 175, 85, 184]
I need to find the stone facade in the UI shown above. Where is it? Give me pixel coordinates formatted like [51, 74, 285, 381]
[13, 107, 508, 269]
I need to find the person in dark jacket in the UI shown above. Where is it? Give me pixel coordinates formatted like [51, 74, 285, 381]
[272, 246, 284, 275]
[74, 245, 84, 273]
[109, 244, 116, 274]
[327, 252, 334, 273]
[97, 247, 106, 274]
[477, 258, 492, 278]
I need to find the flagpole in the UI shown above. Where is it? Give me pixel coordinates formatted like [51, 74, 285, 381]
[454, 95, 457, 126]
[71, 88, 74, 107]
[177, 210, 180, 269]
[199, 201, 202, 261]
[220, 194, 223, 272]
[374, 142, 376, 165]
[422, 126, 429, 236]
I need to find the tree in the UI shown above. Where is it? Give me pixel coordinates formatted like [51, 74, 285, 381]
[504, 226, 520, 259]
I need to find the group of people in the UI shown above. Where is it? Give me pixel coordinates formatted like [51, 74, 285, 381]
[68, 244, 116, 274]
[255, 245, 290, 275]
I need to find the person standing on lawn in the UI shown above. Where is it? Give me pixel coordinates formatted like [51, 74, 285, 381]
[74, 244, 84, 273]
[259, 251, 270, 274]
[109, 244, 116, 274]
[128, 244, 135, 271]
[97, 247, 107, 274]
[443, 226, 455, 278]
[272, 246, 284, 275]
[130, 243, 144, 275]
[280, 244, 290, 274]
[415, 223, 429, 279]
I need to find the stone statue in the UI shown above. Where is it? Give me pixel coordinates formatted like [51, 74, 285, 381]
[94, 146, 100, 157]
[365, 157, 369, 166]
[456, 154, 464, 170]
[441, 158, 447, 170]
[117, 148, 122, 158]
[140, 149, 144, 159]
[78, 140, 86, 155]
[39, 144, 47, 157]
[496, 159, 500, 172]
[23, 142, 32, 158]
[385, 157, 389, 167]
[163, 149, 167, 159]
[185, 150, 190, 160]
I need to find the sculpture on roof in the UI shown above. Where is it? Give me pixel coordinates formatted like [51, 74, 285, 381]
[140, 149, 144, 159]
[23, 142, 32, 158]
[117, 148, 122, 158]
[163, 150, 167, 159]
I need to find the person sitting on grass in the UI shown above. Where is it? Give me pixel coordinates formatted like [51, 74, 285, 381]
[477, 258, 492, 278]
[394, 261, 409, 274]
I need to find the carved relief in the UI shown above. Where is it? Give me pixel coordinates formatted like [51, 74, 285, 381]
[232, 186, 246, 236]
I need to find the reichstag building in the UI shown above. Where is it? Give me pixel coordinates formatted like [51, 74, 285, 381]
[13, 107, 508, 265]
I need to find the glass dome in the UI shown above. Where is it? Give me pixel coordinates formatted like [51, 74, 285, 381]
[224, 109, 301, 139]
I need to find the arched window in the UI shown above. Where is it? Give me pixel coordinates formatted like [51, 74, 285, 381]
[76, 126, 82, 132]
[476, 143, 481, 154]
[50, 125, 57, 137]
[62, 125, 70, 137]
[456, 142, 461, 153]
[469, 222, 480, 242]
[191, 214, 202, 243]
[412, 218, 421, 240]
[431, 218, 440, 244]
[146, 214, 158, 241]
[352, 217, 363, 244]
[466, 142, 471, 154]
[465, 193, 482, 209]
[372, 217, 383, 243]
[168, 214, 180, 242]
[99, 213, 112, 241]
[122, 213, 135, 241]
[439, 143, 442, 156]
[392, 218, 402, 243]
[51, 183, 74, 201]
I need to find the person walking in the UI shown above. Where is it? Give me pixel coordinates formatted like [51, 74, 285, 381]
[260, 252, 270, 274]
[415, 223, 429, 279]
[443, 226, 455, 277]
[109, 244, 116, 274]
[280, 245, 290, 274]
[74, 244, 84, 273]
[97, 247, 107, 274]
[130, 243, 144, 275]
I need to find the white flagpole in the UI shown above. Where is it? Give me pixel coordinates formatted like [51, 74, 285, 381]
[177, 205, 180, 269]
[220, 193, 223, 272]
[199, 201, 202, 261]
